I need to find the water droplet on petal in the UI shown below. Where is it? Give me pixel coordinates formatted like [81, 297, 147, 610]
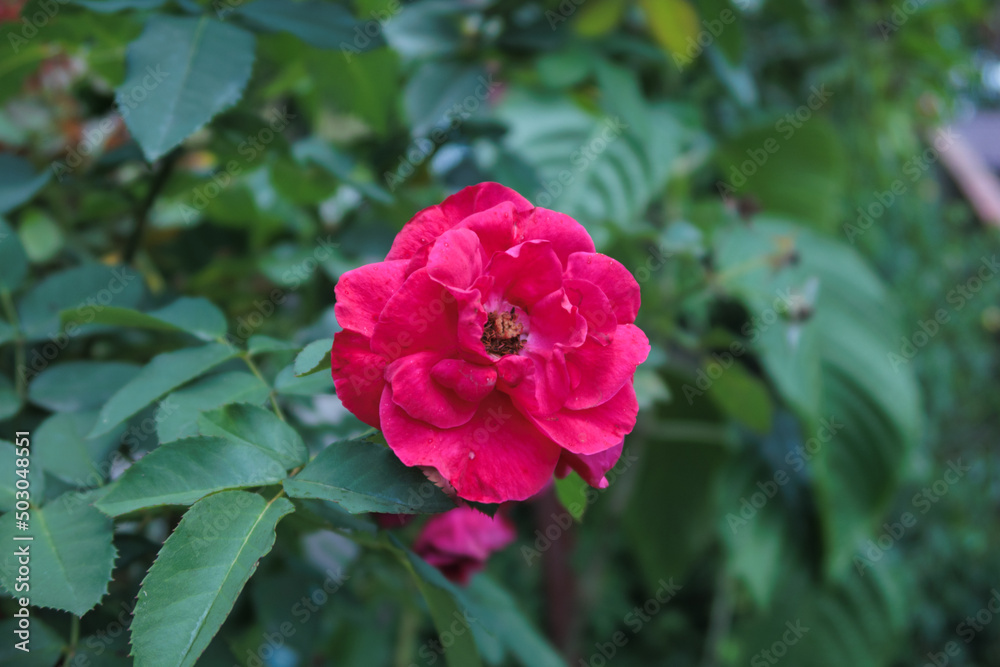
[468, 451, 476, 460]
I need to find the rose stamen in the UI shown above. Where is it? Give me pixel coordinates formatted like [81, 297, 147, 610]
[482, 308, 525, 357]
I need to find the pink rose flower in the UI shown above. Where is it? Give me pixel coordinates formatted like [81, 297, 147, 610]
[414, 507, 516, 585]
[331, 182, 650, 503]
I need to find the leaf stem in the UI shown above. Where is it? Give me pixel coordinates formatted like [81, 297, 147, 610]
[124, 148, 181, 264]
[66, 614, 80, 660]
[240, 352, 286, 422]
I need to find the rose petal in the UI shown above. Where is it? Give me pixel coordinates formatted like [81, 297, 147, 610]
[566, 252, 641, 324]
[431, 358, 498, 404]
[564, 324, 650, 410]
[334, 260, 409, 338]
[518, 208, 596, 265]
[386, 351, 479, 429]
[387, 183, 532, 260]
[426, 228, 486, 290]
[529, 381, 639, 455]
[380, 390, 561, 503]
[371, 268, 460, 359]
[483, 240, 564, 308]
[331, 330, 387, 429]
[526, 290, 587, 353]
[564, 277, 616, 345]
[555, 440, 624, 489]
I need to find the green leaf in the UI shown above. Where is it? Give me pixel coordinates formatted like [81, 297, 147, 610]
[0, 491, 116, 615]
[293, 337, 333, 376]
[0, 319, 13, 347]
[130, 491, 294, 667]
[60, 297, 227, 341]
[156, 371, 270, 443]
[34, 412, 122, 487]
[0, 440, 45, 512]
[28, 361, 140, 412]
[95, 436, 288, 516]
[247, 335, 299, 355]
[0, 374, 22, 421]
[274, 363, 333, 395]
[237, 0, 382, 50]
[638, 0, 701, 63]
[465, 576, 567, 667]
[90, 343, 239, 437]
[0, 217, 28, 291]
[17, 264, 145, 342]
[283, 434, 455, 514]
[703, 361, 774, 434]
[119, 16, 256, 161]
[0, 154, 50, 214]
[18, 211, 63, 263]
[197, 403, 307, 469]
[554, 472, 588, 521]
[72, 0, 166, 11]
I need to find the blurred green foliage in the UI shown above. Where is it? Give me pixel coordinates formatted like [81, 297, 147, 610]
[0, 0, 998, 665]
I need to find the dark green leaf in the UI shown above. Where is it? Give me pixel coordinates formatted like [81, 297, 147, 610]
[90, 343, 240, 437]
[119, 16, 256, 161]
[95, 436, 288, 516]
[60, 297, 227, 341]
[197, 403, 307, 469]
[0, 154, 49, 214]
[0, 491, 116, 615]
[34, 412, 122, 487]
[237, 0, 382, 50]
[0, 217, 28, 291]
[28, 361, 140, 413]
[0, 374, 22, 421]
[130, 491, 294, 667]
[465, 576, 566, 667]
[283, 434, 455, 514]
[0, 440, 45, 512]
[156, 371, 270, 443]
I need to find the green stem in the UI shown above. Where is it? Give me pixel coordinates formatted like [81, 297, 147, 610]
[0, 288, 26, 398]
[124, 149, 181, 264]
[66, 615, 80, 660]
[240, 352, 286, 421]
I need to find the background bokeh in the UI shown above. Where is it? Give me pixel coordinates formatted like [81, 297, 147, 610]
[1, 0, 999, 665]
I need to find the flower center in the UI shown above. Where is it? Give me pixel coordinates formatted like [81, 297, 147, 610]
[482, 308, 525, 357]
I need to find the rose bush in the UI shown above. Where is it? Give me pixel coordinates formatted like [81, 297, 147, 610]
[414, 507, 517, 585]
[331, 182, 650, 503]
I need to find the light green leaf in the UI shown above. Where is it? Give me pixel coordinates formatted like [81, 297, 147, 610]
[638, 0, 701, 63]
[119, 16, 256, 161]
[0, 440, 45, 512]
[554, 472, 588, 521]
[0, 217, 28, 291]
[18, 211, 63, 263]
[283, 433, 455, 514]
[28, 361, 141, 413]
[293, 337, 333, 376]
[197, 403, 307, 469]
[130, 491, 294, 667]
[90, 343, 239, 437]
[156, 371, 270, 444]
[0, 491, 116, 615]
[34, 412, 122, 487]
[17, 264, 145, 342]
[704, 361, 774, 434]
[60, 297, 227, 341]
[95, 436, 288, 516]
[274, 363, 333, 395]
[0, 154, 50, 214]
[237, 0, 382, 50]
